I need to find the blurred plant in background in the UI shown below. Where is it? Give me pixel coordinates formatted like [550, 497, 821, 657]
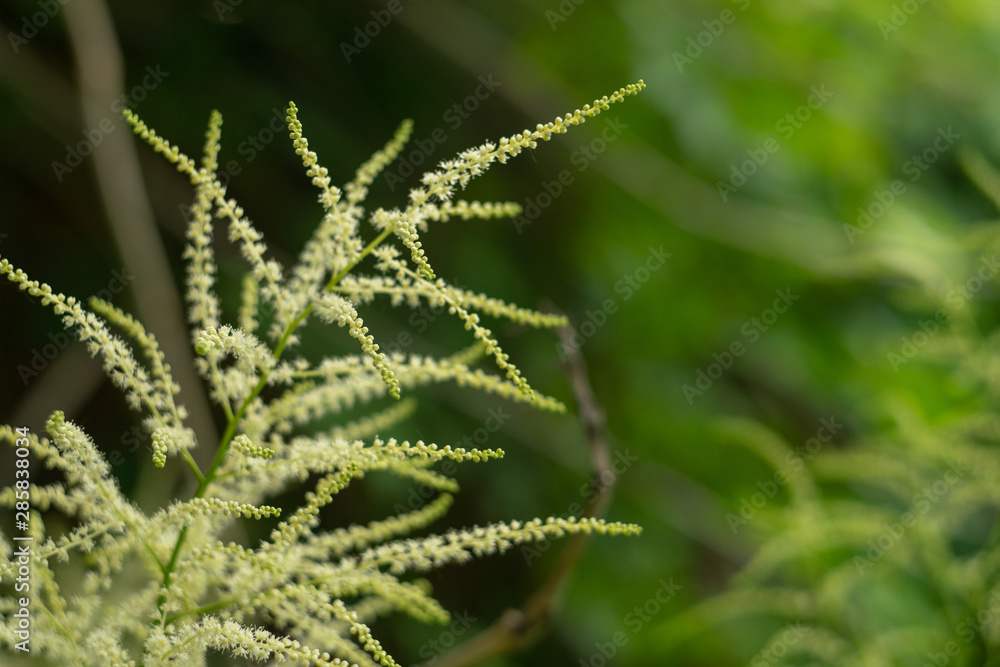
[3, 0, 1000, 665]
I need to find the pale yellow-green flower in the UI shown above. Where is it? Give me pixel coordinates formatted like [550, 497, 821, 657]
[0, 81, 645, 665]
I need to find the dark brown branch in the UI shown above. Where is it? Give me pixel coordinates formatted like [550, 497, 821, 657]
[424, 313, 618, 667]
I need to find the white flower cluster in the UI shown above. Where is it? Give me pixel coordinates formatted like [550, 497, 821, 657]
[0, 80, 645, 665]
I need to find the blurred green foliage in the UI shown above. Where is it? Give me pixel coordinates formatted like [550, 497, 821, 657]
[3, 0, 1000, 665]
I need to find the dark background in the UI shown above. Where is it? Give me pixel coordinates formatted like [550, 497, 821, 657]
[2, 1, 1000, 665]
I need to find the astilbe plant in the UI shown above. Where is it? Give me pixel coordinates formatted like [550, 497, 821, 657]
[0, 81, 644, 665]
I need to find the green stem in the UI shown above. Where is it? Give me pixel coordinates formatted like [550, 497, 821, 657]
[152, 224, 396, 628]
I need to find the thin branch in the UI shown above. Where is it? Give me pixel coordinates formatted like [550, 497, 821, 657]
[61, 0, 218, 467]
[424, 310, 618, 667]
